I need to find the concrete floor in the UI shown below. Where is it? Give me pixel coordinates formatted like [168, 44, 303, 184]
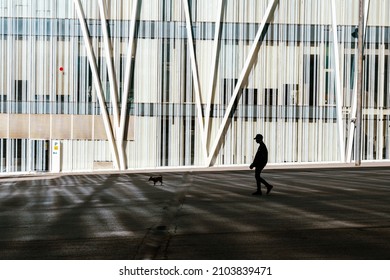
[0, 166, 390, 259]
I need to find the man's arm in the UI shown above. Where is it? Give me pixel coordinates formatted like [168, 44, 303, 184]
[250, 149, 260, 169]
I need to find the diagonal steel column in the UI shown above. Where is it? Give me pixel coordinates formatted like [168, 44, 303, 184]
[117, 0, 140, 170]
[204, 0, 224, 149]
[346, 0, 370, 163]
[181, 0, 208, 163]
[73, 0, 120, 169]
[206, 0, 278, 167]
[330, 0, 346, 162]
[354, 0, 367, 166]
[98, 0, 123, 168]
[346, 68, 359, 162]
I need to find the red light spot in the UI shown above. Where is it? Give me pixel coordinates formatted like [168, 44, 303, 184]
[59, 67, 64, 72]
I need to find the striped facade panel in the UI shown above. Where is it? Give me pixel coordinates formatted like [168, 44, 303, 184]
[0, 0, 390, 173]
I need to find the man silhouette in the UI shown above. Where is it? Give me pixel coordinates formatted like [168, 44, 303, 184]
[250, 134, 273, 195]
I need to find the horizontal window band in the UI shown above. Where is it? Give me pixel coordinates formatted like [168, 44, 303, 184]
[0, 18, 389, 44]
[1, 103, 389, 120]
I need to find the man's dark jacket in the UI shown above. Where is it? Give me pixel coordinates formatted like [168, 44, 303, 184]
[252, 141, 268, 168]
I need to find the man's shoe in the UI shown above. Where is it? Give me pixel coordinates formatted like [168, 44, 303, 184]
[252, 191, 262, 196]
[266, 185, 273, 195]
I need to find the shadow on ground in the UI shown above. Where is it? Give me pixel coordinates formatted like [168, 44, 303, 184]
[0, 167, 389, 259]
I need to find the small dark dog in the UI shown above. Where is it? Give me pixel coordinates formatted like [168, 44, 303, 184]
[148, 176, 163, 186]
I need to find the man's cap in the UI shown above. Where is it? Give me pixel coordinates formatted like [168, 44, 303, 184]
[254, 134, 263, 140]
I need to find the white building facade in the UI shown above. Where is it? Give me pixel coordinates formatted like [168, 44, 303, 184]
[0, 0, 389, 173]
